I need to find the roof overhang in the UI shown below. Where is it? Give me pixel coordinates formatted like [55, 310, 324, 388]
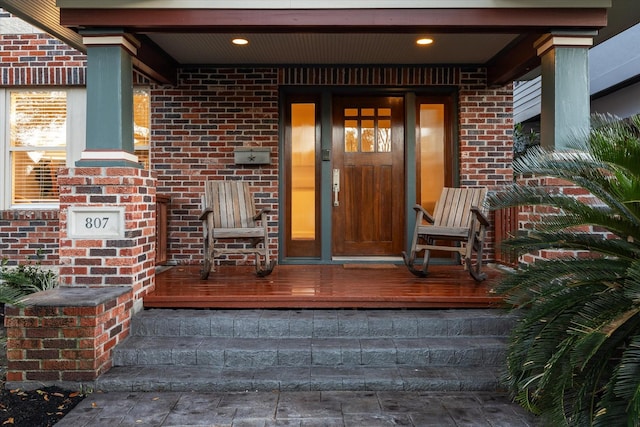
[1, 0, 629, 87]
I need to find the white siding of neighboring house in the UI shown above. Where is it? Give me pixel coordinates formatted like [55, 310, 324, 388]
[514, 23, 640, 123]
[0, 11, 41, 34]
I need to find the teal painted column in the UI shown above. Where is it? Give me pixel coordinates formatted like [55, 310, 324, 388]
[535, 33, 594, 150]
[77, 33, 141, 167]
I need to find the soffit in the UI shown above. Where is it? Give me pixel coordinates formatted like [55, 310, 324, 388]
[148, 33, 518, 65]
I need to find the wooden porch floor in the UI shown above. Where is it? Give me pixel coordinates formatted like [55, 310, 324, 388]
[145, 264, 505, 309]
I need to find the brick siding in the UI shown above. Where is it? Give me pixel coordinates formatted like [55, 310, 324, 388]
[0, 33, 86, 85]
[0, 210, 59, 265]
[152, 67, 280, 265]
[516, 175, 613, 265]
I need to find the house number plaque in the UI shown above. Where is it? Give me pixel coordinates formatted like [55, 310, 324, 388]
[68, 207, 125, 239]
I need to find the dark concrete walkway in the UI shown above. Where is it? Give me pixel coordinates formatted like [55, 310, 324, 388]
[57, 390, 540, 426]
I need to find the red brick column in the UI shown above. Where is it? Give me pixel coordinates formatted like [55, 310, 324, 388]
[57, 167, 156, 303]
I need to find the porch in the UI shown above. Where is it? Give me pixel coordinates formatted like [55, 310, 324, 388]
[144, 264, 504, 309]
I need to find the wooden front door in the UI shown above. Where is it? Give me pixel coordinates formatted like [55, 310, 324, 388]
[332, 96, 405, 256]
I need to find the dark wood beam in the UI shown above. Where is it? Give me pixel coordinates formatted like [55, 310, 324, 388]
[486, 33, 542, 87]
[60, 8, 607, 33]
[133, 35, 178, 86]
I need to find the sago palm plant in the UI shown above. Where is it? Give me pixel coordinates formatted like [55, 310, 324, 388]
[489, 114, 640, 426]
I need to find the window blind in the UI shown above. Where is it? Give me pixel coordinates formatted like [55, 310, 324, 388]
[10, 91, 67, 205]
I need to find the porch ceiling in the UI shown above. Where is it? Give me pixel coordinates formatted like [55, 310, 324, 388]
[3, 0, 639, 86]
[147, 32, 519, 66]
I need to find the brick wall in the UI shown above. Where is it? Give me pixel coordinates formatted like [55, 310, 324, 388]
[4, 286, 133, 388]
[459, 70, 514, 188]
[154, 66, 513, 264]
[458, 69, 515, 258]
[152, 67, 280, 265]
[0, 210, 59, 265]
[0, 33, 86, 85]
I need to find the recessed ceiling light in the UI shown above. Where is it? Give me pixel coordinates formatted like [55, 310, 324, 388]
[232, 38, 249, 45]
[416, 38, 434, 46]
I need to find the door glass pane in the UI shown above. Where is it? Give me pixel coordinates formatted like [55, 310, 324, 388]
[344, 119, 359, 152]
[361, 119, 375, 152]
[343, 108, 393, 154]
[291, 103, 316, 240]
[418, 104, 445, 213]
[377, 119, 391, 152]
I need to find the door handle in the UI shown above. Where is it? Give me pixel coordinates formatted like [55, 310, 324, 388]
[332, 169, 340, 207]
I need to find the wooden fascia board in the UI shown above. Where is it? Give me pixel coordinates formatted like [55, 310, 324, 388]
[60, 8, 608, 33]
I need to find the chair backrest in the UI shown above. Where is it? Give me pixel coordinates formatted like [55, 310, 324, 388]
[432, 187, 487, 229]
[203, 181, 257, 228]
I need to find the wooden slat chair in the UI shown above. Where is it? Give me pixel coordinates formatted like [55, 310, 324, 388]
[402, 187, 490, 281]
[199, 181, 275, 278]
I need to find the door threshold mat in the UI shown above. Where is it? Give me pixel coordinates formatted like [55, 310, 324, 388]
[343, 264, 398, 269]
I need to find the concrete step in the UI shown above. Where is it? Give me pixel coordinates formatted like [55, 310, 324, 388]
[112, 336, 508, 368]
[95, 365, 503, 392]
[100, 309, 515, 393]
[130, 309, 516, 339]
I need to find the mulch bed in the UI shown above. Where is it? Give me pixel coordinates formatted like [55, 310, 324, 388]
[0, 385, 85, 426]
[0, 313, 85, 426]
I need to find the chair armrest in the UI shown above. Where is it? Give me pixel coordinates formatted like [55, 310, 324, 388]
[471, 206, 490, 227]
[199, 207, 212, 221]
[412, 204, 434, 224]
[254, 208, 271, 221]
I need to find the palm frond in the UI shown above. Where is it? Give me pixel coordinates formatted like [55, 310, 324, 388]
[594, 334, 640, 426]
[497, 259, 628, 306]
[489, 183, 640, 237]
[589, 113, 640, 181]
[501, 232, 640, 261]
[498, 114, 640, 425]
[0, 284, 29, 307]
[623, 261, 640, 302]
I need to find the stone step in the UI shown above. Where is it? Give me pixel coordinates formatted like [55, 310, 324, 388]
[130, 309, 516, 339]
[95, 365, 503, 393]
[112, 336, 507, 368]
[100, 308, 514, 393]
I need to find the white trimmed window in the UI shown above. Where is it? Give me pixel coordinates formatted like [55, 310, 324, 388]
[1, 87, 150, 210]
[1, 88, 85, 209]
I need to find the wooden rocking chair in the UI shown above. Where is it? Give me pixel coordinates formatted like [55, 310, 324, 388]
[402, 187, 490, 281]
[199, 181, 275, 279]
